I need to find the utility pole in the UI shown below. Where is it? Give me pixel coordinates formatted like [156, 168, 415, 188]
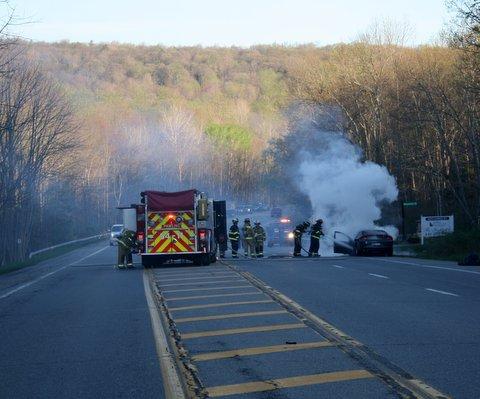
[402, 201, 418, 241]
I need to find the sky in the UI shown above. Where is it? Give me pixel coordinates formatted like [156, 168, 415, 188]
[11, 0, 452, 47]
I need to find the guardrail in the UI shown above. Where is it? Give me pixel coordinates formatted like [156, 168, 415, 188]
[29, 233, 108, 259]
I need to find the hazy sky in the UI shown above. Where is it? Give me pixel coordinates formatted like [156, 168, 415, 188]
[13, 0, 451, 46]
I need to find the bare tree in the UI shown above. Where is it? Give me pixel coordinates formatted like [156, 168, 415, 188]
[0, 56, 77, 265]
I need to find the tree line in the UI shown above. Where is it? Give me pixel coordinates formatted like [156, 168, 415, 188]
[288, 2, 479, 227]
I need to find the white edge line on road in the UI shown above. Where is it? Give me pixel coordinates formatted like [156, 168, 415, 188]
[143, 270, 186, 399]
[368, 273, 389, 279]
[425, 288, 459, 297]
[0, 245, 109, 300]
[371, 257, 480, 275]
[332, 265, 345, 269]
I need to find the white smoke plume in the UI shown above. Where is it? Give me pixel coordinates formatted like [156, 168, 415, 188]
[297, 130, 398, 254]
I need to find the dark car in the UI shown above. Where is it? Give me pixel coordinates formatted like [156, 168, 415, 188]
[267, 218, 294, 247]
[334, 229, 393, 256]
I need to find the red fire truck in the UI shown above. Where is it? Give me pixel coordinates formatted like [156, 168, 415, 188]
[133, 189, 226, 267]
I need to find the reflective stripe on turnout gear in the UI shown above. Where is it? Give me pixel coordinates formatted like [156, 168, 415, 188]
[242, 225, 254, 239]
[253, 226, 266, 241]
[117, 239, 129, 249]
[118, 229, 136, 250]
[228, 227, 240, 241]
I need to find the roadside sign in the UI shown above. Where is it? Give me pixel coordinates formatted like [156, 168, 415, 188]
[420, 215, 454, 244]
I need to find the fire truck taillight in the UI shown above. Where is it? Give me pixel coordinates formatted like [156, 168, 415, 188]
[137, 232, 144, 242]
[199, 230, 207, 241]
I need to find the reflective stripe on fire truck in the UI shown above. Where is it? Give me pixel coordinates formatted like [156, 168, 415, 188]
[147, 211, 196, 253]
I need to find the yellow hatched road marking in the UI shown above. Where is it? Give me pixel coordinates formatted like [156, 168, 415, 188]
[160, 274, 237, 282]
[166, 292, 263, 301]
[159, 279, 243, 288]
[192, 341, 335, 361]
[182, 323, 306, 339]
[169, 299, 273, 311]
[175, 310, 287, 323]
[162, 285, 251, 293]
[155, 269, 230, 278]
[155, 272, 231, 279]
[206, 370, 373, 397]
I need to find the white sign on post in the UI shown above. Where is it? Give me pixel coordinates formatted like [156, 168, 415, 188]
[420, 215, 454, 244]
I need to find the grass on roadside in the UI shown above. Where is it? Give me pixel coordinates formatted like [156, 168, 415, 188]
[0, 238, 107, 276]
[414, 229, 480, 262]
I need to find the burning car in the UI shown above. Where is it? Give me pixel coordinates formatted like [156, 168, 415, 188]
[334, 229, 394, 256]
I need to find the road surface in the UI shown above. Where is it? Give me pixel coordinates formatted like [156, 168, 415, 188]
[1, 241, 479, 398]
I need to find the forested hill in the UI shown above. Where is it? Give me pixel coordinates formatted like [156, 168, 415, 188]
[2, 18, 479, 266]
[26, 39, 480, 235]
[30, 42, 304, 136]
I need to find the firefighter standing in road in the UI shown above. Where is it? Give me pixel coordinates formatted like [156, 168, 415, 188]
[242, 218, 255, 257]
[309, 219, 324, 257]
[253, 221, 266, 258]
[228, 218, 240, 258]
[117, 228, 136, 269]
[293, 221, 310, 257]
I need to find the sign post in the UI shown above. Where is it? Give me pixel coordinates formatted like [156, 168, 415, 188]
[402, 201, 418, 240]
[420, 215, 454, 245]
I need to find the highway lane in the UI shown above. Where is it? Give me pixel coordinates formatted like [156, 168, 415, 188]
[152, 265, 398, 398]
[230, 255, 480, 399]
[0, 241, 164, 399]
[2, 241, 479, 398]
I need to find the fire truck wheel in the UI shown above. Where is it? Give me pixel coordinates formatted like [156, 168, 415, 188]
[194, 254, 211, 266]
[142, 256, 151, 268]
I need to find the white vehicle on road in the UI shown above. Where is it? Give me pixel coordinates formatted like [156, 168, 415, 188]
[109, 224, 124, 245]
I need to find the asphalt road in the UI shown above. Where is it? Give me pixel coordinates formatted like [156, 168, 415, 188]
[0, 241, 164, 399]
[228, 255, 480, 398]
[1, 241, 479, 398]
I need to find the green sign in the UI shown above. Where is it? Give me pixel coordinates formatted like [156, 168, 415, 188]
[403, 202, 418, 207]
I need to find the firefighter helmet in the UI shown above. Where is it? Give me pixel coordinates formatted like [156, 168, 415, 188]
[244, 218, 251, 223]
[303, 221, 311, 228]
[316, 219, 323, 224]
[254, 220, 261, 225]
[232, 218, 239, 224]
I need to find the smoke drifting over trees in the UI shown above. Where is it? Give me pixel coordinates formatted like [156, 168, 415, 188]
[1, 1, 479, 266]
[297, 127, 399, 239]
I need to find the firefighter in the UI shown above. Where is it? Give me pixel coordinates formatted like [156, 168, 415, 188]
[253, 221, 266, 258]
[228, 218, 240, 258]
[309, 219, 324, 257]
[117, 228, 136, 269]
[293, 221, 310, 257]
[241, 218, 255, 257]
